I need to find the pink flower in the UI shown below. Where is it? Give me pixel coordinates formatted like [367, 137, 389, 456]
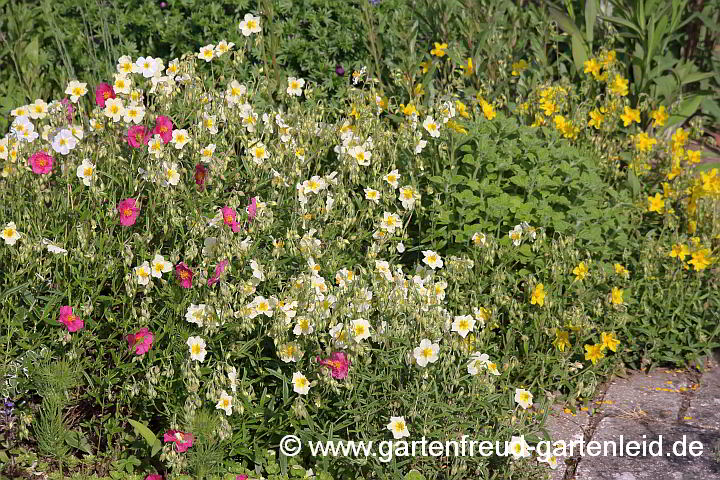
[128, 125, 151, 148]
[28, 151, 54, 175]
[316, 351, 351, 379]
[146, 475, 163, 480]
[175, 262, 194, 288]
[95, 83, 116, 108]
[127, 327, 154, 355]
[117, 198, 140, 226]
[208, 260, 229, 286]
[60, 98, 74, 122]
[236, 476, 249, 480]
[163, 430, 193, 452]
[194, 164, 207, 188]
[221, 206, 240, 233]
[152, 115, 174, 144]
[58, 306, 84, 332]
[247, 197, 257, 222]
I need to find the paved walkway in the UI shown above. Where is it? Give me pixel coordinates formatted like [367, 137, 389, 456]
[545, 354, 720, 480]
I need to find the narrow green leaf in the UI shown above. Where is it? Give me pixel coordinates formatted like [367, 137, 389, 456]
[585, 0, 598, 45]
[571, 34, 588, 73]
[665, 95, 706, 128]
[128, 419, 159, 450]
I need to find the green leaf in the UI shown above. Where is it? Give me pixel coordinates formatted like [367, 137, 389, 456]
[585, 0, 598, 45]
[665, 95, 706, 128]
[405, 470, 426, 480]
[128, 419, 161, 454]
[24, 36, 39, 65]
[599, 15, 643, 35]
[571, 34, 588, 73]
[627, 169, 641, 198]
[679, 72, 714, 86]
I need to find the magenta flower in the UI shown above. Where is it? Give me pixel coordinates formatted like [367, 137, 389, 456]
[28, 151, 54, 175]
[221, 206, 240, 233]
[117, 198, 140, 226]
[236, 476, 249, 480]
[146, 475, 163, 480]
[316, 352, 351, 379]
[175, 262, 194, 288]
[152, 115, 174, 144]
[208, 259, 229, 286]
[247, 197, 257, 223]
[58, 306, 84, 332]
[127, 327, 154, 355]
[194, 163, 207, 188]
[163, 430, 193, 452]
[95, 83, 116, 108]
[128, 125, 151, 148]
[60, 98, 74, 123]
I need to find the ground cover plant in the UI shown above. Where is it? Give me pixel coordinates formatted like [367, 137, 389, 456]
[1, 1, 720, 480]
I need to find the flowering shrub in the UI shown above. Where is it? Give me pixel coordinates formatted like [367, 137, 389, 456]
[1, 9, 719, 480]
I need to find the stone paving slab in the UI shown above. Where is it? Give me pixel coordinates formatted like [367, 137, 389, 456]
[594, 369, 696, 421]
[574, 416, 720, 480]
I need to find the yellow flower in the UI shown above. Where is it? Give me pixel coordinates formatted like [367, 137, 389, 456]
[461, 57, 473, 76]
[531, 283, 546, 307]
[419, 61, 430, 74]
[601, 332, 620, 352]
[671, 128, 689, 151]
[414, 83, 425, 97]
[688, 249, 713, 271]
[478, 98, 496, 120]
[455, 100, 470, 119]
[647, 193, 665, 213]
[584, 343, 606, 364]
[609, 74, 629, 96]
[588, 109, 604, 129]
[401, 103, 417, 116]
[430, 42, 448, 57]
[686, 150, 702, 165]
[670, 244, 690, 260]
[632, 132, 657, 152]
[511, 59, 528, 76]
[531, 114, 545, 127]
[620, 106, 641, 127]
[600, 50, 616, 67]
[539, 100, 556, 116]
[614, 263, 630, 278]
[553, 330, 571, 352]
[583, 58, 602, 78]
[650, 106, 668, 127]
[572, 261, 589, 281]
[688, 220, 697, 234]
[610, 287, 624, 305]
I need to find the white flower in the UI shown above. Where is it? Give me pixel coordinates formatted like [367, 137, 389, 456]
[278, 343, 302, 363]
[65, 80, 88, 102]
[203, 113, 218, 134]
[103, 98, 125, 123]
[76, 159, 95, 186]
[239, 13, 262, 36]
[422, 250, 443, 269]
[415, 139, 427, 154]
[423, 116, 440, 138]
[398, 186, 418, 210]
[117, 55, 134, 75]
[52, 129, 77, 155]
[380, 212, 401, 234]
[215, 390, 233, 416]
[135, 261, 151, 285]
[396, 242, 405, 253]
[509, 224, 523, 246]
[286, 77, 305, 96]
[329, 324, 348, 347]
[200, 144, 216, 163]
[227, 366, 238, 394]
[384, 169, 400, 189]
[251, 296, 273, 317]
[113, 74, 132, 94]
[471, 232, 487, 247]
[186, 304, 208, 327]
[187, 336, 208, 362]
[171, 129, 190, 150]
[123, 104, 145, 124]
[293, 316, 314, 336]
[226, 80, 246, 105]
[375, 260, 393, 282]
[386, 416, 410, 439]
[350, 319, 371, 342]
[364, 188, 381, 204]
[413, 339, 440, 367]
[163, 162, 181, 186]
[467, 353, 490, 375]
[216, 40, 234, 56]
[29, 99, 49, 120]
[134, 56, 158, 78]
[1, 222, 20, 245]
[148, 135, 164, 158]
[42, 239, 67, 255]
[151, 254, 172, 278]
[198, 44, 215, 62]
[292, 372, 311, 395]
[508, 436, 531, 459]
[451, 315, 476, 338]
[250, 259, 265, 281]
[537, 454, 559, 469]
[514, 388, 533, 409]
[348, 145, 371, 166]
[249, 141, 269, 163]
